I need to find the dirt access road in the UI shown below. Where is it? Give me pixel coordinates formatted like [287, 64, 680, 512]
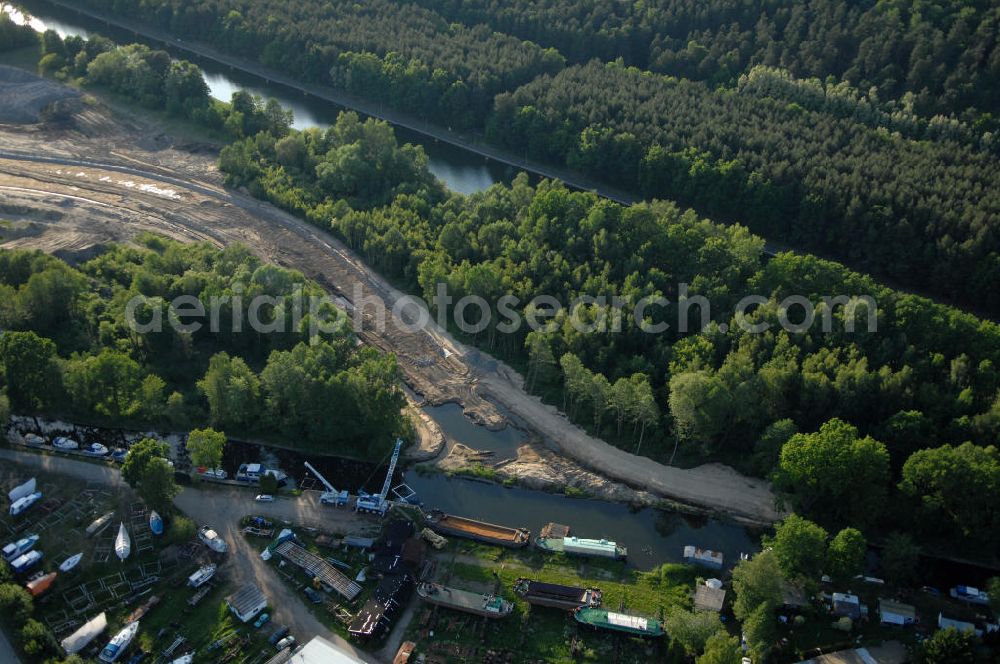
[0, 447, 381, 663]
[0, 104, 781, 524]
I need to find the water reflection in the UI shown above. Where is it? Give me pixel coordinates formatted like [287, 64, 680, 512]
[8, 0, 510, 194]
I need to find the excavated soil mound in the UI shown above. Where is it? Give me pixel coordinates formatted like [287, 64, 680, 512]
[0, 65, 80, 123]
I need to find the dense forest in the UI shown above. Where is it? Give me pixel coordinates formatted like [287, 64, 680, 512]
[218, 110, 1000, 555]
[66, 0, 1000, 317]
[412, 0, 1000, 121]
[488, 61, 1000, 314]
[0, 238, 405, 459]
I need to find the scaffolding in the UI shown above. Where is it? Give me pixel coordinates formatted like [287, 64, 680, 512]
[274, 541, 362, 601]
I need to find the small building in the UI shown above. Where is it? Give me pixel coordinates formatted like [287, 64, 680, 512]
[938, 613, 979, 636]
[693, 582, 726, 613]
[831, 592, 861, 619]
[287, 635, 366, 663]
[878, 598, 916, 625]
[781, 583, 808, 612]
[226, 584, 268, 622]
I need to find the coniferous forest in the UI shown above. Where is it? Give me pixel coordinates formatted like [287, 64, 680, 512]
[71, 0, 1000, 314]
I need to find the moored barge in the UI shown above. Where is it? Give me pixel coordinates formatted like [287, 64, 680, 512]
[416, 582, 514, 618]
[425, 510, 529, 548]
[573, 607, 665, 638]
[513, 578, 602, 611]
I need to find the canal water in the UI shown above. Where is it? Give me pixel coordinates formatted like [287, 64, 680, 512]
[6, 0, 760, 573]
[4, 0, 517, 194]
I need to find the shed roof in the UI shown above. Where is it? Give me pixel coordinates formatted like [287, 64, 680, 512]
[693, 584, 726, 612]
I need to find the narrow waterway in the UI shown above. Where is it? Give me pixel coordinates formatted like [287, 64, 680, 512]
[4, 0, 516, 194]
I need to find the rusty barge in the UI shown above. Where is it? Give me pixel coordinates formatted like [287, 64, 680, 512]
[425, 510, 529, 548]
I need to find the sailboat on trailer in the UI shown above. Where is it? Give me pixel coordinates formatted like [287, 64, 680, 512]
[114, 523, 130, 561]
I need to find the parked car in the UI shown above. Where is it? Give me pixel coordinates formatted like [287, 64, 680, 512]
[303, 587, 323, 604]
[254, 494, 275, 503]
[253, 612, 270, 629]
[268, 626, 289, 646]
[275, 636, 295, 651]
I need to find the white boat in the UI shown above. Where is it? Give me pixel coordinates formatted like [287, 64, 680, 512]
[23, 433, 46, 447]
[87, 511, 115, 536]
[10, 549, 43, 573]
[198, 526, 228, 553]
[53, 436, 80, 451]
[3, 534, 39, 562]
[950, 586, 990, 606]
[98, 620, 138, 663]
[60, 611, 107, 654]
[187, 564, 217, 588]
[8, 477, 36, 503]
[83, 442, 110, 456]
[9, 491, 43, 516]
[114, 523, 131, 561]
[60, 552, 84, 572]
[170, 656, 193, 664]
[236, 463, 287, 483]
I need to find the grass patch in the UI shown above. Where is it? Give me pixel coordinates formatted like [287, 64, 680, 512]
[405, 542, 697, 663]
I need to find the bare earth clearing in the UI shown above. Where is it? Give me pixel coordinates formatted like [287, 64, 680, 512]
[0, 90, 781, 524]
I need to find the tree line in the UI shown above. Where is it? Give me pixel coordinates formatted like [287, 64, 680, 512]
[0, 238, 404, 459]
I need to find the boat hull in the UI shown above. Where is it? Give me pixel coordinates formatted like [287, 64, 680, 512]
[573, 608, 665, 638]
[417, 583, 513, 618]
[149, 511, 164, 536]
[98, 621, 138, 663]
[513, 578, 602, 611]
[426, 511, 529, 548]
[60, 553, 83, 572]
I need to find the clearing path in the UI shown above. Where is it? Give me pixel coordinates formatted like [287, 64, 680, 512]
[0, 107, 781, 524]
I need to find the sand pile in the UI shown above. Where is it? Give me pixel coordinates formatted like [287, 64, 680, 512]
[0, 65, 80, 123]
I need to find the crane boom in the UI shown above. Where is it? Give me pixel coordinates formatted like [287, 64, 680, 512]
[378, 439, 403, 501]
[304, 461, 349, 506]
[356, 438, 403, 515]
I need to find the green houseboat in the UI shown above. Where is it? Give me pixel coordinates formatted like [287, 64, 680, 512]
[573, 608, 665, 638]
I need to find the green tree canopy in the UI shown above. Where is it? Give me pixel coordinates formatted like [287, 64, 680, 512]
[696, 631, 743, 664]
[0, 331, 61, 411]
[663, 607, 723, 657]
[775, 418, 889, 527]
[918, 627, 977, 664]
[732, 549, 784, 622]
[121, 438, 179, 512]
[826, 528, 867, 583]
[765, 514, 829, 581]
[185, 427, 227, 471]
[899, 442, 1000, 549]
[197, 352, 262, 431]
